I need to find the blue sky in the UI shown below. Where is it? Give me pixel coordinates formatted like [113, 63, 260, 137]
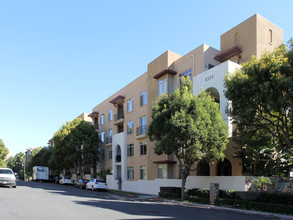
[1, 1, 293, 156]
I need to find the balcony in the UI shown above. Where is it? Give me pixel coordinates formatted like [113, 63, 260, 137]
[136, 125, 148, 139]
[114, 112, 124, 125]
[105, 136, 112, 146]
[93, 123, 99, 131]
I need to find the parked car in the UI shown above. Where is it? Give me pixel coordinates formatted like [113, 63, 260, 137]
[59, 177, 73, 185]
[86, 179, 108, 191]
[0, 168, 16, 188]
[75, 179, 89, 189]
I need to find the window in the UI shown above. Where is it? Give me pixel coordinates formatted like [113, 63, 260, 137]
[140, 141, 147, 155]
[127, 167, 134, 180]
[140, 90, 147, 106]
[100, 114, 104, 125]
[108, 109, 112, 121]
[158, 77, 167, 96]
[106, 129, 112, 143]
[127, 98, 134, 112]
[127, 144, 134, 157]
[100, 132, 105, 143]
[139, 116, 147, 135]
[108, 148, 112, 160]
[269, 29, 273, 44]
[179, 68, 192, 86]
[208, 64, 214, 69]
[127, 121, 134, 134]
[158, 164, 167, 179]
[140, 166, 147, 180]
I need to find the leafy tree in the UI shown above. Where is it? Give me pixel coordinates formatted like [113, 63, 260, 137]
[0, 139, 9, 167]
[233, 127, 291, 176]
[6, 152, 26, 179]
[225, 41, 293, 165]
[52, 118, 100, 178]
[27, 147, 51, 175]
[148, 77, 228, 200]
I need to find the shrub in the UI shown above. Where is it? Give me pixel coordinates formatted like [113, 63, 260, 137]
[219, 190, 239, 199]
[160, 187, 181, 199]
[186, 195, 210, 204]
[187, 188, 209, 198]
[159, 192, 180, 200]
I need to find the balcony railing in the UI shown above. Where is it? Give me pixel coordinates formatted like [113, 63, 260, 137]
[105, 136, 112, 144]
[136, 125, 148, 136]
[93, 123, 99, 130]
[114, 111, 124, 121]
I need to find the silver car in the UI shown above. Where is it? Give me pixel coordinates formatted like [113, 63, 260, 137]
[86, 179, 108, 191]
[0, 168, 16, 188]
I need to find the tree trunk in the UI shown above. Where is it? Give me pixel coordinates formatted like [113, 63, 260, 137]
[181, 171, 188, 200]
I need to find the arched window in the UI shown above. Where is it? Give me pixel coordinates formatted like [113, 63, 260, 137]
[205, 87, 220, 104]
[197, 160, 210, 176]
[217, 159, 232, 176]
[115, 145, 121, 162]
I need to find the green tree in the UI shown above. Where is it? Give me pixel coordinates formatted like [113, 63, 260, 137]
[27, 147, 52, 175]
[52, 118, 100, 178]
[0, 139, 9, 167]
[148, 77, 228, 200]
[6, 152, 26, 179]
[225, 41, 293, 161]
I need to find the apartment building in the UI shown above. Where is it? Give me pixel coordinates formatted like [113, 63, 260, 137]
[89, 14, 283, 185]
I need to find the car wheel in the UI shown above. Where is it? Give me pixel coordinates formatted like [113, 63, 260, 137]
[92, 186, 95, 191]
[13, 185, 16, 188]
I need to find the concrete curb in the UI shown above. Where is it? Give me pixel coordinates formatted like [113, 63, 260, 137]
[155, 198, 293, 220]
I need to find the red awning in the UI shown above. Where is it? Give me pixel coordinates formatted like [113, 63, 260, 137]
[88, 111, 99, 118]
[214, 46, 242, 62]
[110, 95, 125, 105]
[153, 68, 177, 79]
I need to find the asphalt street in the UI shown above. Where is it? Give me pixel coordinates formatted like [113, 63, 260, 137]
[0, 181, 290, 220]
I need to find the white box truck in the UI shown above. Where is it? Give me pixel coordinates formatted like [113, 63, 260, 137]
[33, 166, 49, 181]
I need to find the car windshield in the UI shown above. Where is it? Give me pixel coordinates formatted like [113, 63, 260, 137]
[0, 169, 13, 175]
[96, 180, 105, 183]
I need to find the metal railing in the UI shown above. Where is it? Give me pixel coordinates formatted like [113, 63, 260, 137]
[105, 136, 112, 144]
[136, 125, 148, 136]
[94, 123, 99, 130]
[114, 111, 124, 121]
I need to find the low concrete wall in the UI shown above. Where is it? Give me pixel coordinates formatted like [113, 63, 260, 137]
[106, 175, 247, 195]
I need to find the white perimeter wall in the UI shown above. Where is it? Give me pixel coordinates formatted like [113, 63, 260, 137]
[107, 175, 246, 195]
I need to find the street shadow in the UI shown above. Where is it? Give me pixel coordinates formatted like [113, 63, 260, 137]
[74, 199, 194, 219]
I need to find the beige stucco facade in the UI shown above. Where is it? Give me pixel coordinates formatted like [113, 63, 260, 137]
[89, 14, 283, 183]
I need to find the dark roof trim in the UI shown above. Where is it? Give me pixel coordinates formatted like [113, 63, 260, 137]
[153, 68, 177, 79]
[109, 95, 125, 105]
[214, 46, 242, 62]
[153, 160, 177, 164]
[88, 111, 99, 118]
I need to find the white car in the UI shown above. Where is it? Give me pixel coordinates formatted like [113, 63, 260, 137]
[59, 177, 73, 185]
[0, 168, 16, 188]
[86, 179, 108, 191]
